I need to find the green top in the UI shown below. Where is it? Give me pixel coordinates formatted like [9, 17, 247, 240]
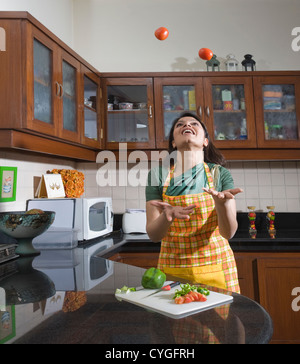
[146, 163, 234, 201]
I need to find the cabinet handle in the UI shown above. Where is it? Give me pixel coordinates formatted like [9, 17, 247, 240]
[205, 106, 210, 118]
[55, 81, 60, 97]
[149, 105, 153, 118]
[59, 84, 64, 99]
[198, 106, 202, 119]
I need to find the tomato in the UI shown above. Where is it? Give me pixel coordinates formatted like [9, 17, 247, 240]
[175, 296, 185, 304]
[198, 48, 213, 61]
[183, 296, 192, 304]
[155, 27, 169, 41]
[197, 293, 207, 302]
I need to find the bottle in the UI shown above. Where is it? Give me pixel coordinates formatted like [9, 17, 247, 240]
[240, 118, 247, 139]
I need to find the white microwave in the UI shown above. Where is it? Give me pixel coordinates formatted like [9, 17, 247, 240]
[27, 197, 114, 241]
[74, 197, 113, 240]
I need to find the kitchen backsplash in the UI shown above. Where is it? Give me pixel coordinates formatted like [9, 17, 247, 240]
[1, 150, 300, 213]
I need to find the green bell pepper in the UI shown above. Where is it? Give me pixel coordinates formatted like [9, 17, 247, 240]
[142, 267, 166, 289]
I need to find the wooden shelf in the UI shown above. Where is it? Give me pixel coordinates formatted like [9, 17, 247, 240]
[0, 130, 98, 161]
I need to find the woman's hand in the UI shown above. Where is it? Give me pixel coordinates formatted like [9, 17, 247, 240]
[203, 187, 243, 239]
[203, 187, 243, 205]
[150, 200, 196, 222]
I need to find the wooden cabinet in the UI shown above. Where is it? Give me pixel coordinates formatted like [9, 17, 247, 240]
[235, 251, 300, 344]
[108, 251, 159, 269]
[103, 77, 155, 149]
[154, 77, 203, 149]
[102, 72, 300, 160]
[0, 12, 102, 161]
[154, 76, 256, 150]
[253, 76, 300, 148]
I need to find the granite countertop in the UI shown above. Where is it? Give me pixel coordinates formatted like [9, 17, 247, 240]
[0, 251, 273, 345]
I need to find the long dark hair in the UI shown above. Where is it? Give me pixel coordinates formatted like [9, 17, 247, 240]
[168, 112, 226, 167]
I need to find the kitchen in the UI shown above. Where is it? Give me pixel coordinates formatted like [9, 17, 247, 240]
[0, 0, 300, 345]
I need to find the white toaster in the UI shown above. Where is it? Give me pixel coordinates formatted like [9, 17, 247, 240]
[122, 209, 147, 234]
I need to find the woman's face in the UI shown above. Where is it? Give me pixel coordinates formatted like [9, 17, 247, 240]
[172, 116, 208, 150]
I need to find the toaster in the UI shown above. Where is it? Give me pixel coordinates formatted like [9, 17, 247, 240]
[122, 209, 147, 234]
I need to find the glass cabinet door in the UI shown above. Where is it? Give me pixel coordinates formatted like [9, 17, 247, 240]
[33, 38, 53, 125]
[154, 77, 203, 149]
[254, 76, 300, 148]
[62, 60, 77, 133]
[106, 78, 155, 149]
[203, 77, 256, 148]
[83, 74, 99, 144]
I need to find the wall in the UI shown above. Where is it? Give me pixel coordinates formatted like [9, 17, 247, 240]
[0, 0, 74, 47]
[73, 0, 300, 72]
[2, 151, 300, 214]
[1, 0, 300, 214]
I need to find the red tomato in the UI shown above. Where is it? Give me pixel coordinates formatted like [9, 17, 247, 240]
[198, 48, 213, 61]
[175, 296, 185, 304]
[183, 296, 192, 304]
[155, 27, 169, 41]
[197, 293, 208, 302]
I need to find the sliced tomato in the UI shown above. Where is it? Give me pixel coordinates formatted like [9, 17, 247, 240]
[183, 296, 192, 304]
[175, 296, 185, 304]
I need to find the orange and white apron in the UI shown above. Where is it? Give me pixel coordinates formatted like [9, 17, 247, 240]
[158, 162, 240, 293]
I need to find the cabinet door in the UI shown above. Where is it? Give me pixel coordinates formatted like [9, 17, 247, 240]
[257, 257, 300, 343]
[254, 76, 300, 148]
[154, 77, 203, 149]
[25, 25, 59, 136]
[58, 50, 81, 143]
[105, 78, 155, 149]
[81, 65, 102, 148]
[203, 77, 257, 148]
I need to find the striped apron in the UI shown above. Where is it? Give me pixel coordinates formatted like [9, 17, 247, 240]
[157, 162, 240, 293]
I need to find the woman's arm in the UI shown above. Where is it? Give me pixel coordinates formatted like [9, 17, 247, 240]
[146, 200, 196, 242]
[203, 187, 243, 240]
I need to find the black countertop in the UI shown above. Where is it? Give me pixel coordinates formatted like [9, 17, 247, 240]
[3, 211, 300, 345]
[0, 250, 273, 345]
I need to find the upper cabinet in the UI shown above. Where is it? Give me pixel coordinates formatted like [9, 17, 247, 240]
[0, 12, 102, 161]
[253, 76, 300, 148]
[154, 77, 203, 149]
[154, 76, 256, 149]
[102, 72, 300, 160]
[203, 76, 257, 149]
[104, 78, 155, 149]
[26, 25, 81, 143]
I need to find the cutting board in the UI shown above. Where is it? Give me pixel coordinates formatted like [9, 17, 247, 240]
[115, 282, 234, 319]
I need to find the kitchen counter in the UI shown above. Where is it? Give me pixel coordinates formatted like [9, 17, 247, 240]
[0, 245, 273, 345]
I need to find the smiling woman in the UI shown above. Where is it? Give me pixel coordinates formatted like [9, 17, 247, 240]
[146, 112, 242, 293]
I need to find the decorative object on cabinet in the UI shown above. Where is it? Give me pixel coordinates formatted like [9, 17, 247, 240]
[242, 54, 256, 71]
[225, 54, 239, 71]
[247, 206, 257, 239]
[0, 167, 17, 202]
[266, 206, 276, 239]
[206, 55, 220, 71]
[51, 169, 84, 198]
[35, 174, 65, 199]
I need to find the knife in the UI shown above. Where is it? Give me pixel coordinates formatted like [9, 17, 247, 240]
[143, 281, 181, 298]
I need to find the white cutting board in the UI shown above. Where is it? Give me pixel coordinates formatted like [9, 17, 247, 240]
[115, 282, 234, 319]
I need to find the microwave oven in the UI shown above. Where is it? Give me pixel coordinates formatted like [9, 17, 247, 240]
[27, 197, 114, 241]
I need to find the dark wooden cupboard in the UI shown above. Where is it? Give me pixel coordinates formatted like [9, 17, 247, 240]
[0, 12, 102, 161]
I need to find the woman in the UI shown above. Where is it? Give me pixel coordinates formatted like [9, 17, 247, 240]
[146, 112, 242, 293]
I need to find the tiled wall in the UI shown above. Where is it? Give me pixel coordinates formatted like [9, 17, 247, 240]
[1, 150, 300, 214]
